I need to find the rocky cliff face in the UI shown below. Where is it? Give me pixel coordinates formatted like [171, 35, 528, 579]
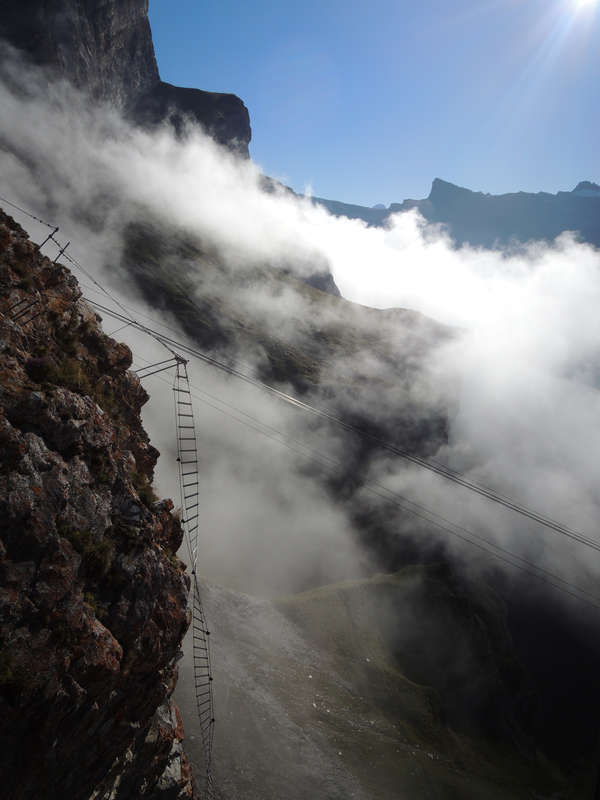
[0, 208, 196, 800]
[0, 0, 159, 107]
[0, 0, 251, 155]
[132, 80, 252, 155]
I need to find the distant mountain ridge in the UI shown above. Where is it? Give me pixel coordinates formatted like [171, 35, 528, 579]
[315, 178, 600, 249]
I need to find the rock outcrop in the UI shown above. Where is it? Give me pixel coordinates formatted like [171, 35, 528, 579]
[132, 80, 252, 155]
[0, 208, 195, 799]
[0, 0, 251, 155]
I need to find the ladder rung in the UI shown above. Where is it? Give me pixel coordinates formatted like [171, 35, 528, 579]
[177, 401, 193, 406]
[180, 448, 197, 452]
[184, 492, 198, 500]
[178, 425, 194, 429]
[7, 298, 28, 311]
[178, 413, 194, 417]
[173, 388, 191, 394]
[186, 502, 199, 511]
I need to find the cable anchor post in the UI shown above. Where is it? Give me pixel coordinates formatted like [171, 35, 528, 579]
[37, 226, 59, 251]
[53, 240, 71, 265]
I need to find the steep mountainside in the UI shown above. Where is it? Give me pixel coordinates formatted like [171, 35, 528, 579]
[0, 0, 159, 107]
[0, 209, 195, 799]
[112, 211, 451, 584]
[117, 214, 449, 452]
[117, 212, 600, 795]
[316, 178, 600, 248]
[0, 0, 251, 154]
[176, 571, 574, 800]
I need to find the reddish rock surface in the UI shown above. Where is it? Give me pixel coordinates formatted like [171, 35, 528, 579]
[0, 209, 196, 799]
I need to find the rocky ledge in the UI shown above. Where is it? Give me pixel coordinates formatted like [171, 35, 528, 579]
[0, 208, 196, 800]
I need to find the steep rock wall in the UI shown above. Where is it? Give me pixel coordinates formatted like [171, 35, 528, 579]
[0, 0, 159, 107]
[0, 208, 195, 799]
[0, 0, 251, 155]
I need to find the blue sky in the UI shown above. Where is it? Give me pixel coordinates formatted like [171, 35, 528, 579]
[149, 0, 599, 206]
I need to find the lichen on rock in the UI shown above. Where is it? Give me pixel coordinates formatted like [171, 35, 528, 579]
[0, 208, 196, 799]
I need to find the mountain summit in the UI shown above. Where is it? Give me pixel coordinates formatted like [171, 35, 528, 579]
[572, 180, 600, 196]
[417, 177, 600, 247]
[315, 177, 600, 249]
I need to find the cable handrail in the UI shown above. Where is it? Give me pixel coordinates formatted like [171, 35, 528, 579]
[88, 298, 600, 557]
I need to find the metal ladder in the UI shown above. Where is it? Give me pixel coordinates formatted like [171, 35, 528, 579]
[173, 358, 217, 798]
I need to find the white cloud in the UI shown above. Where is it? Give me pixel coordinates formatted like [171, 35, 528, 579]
[2, 45, 600, 601]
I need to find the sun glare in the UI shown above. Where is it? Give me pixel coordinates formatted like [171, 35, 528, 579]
[575, 0, 596, 9]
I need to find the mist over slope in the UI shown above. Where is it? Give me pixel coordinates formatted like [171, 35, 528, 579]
[2, 7, 600, 796]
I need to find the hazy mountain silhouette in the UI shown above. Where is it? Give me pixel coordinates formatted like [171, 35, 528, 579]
[317, 178, 600, 249]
